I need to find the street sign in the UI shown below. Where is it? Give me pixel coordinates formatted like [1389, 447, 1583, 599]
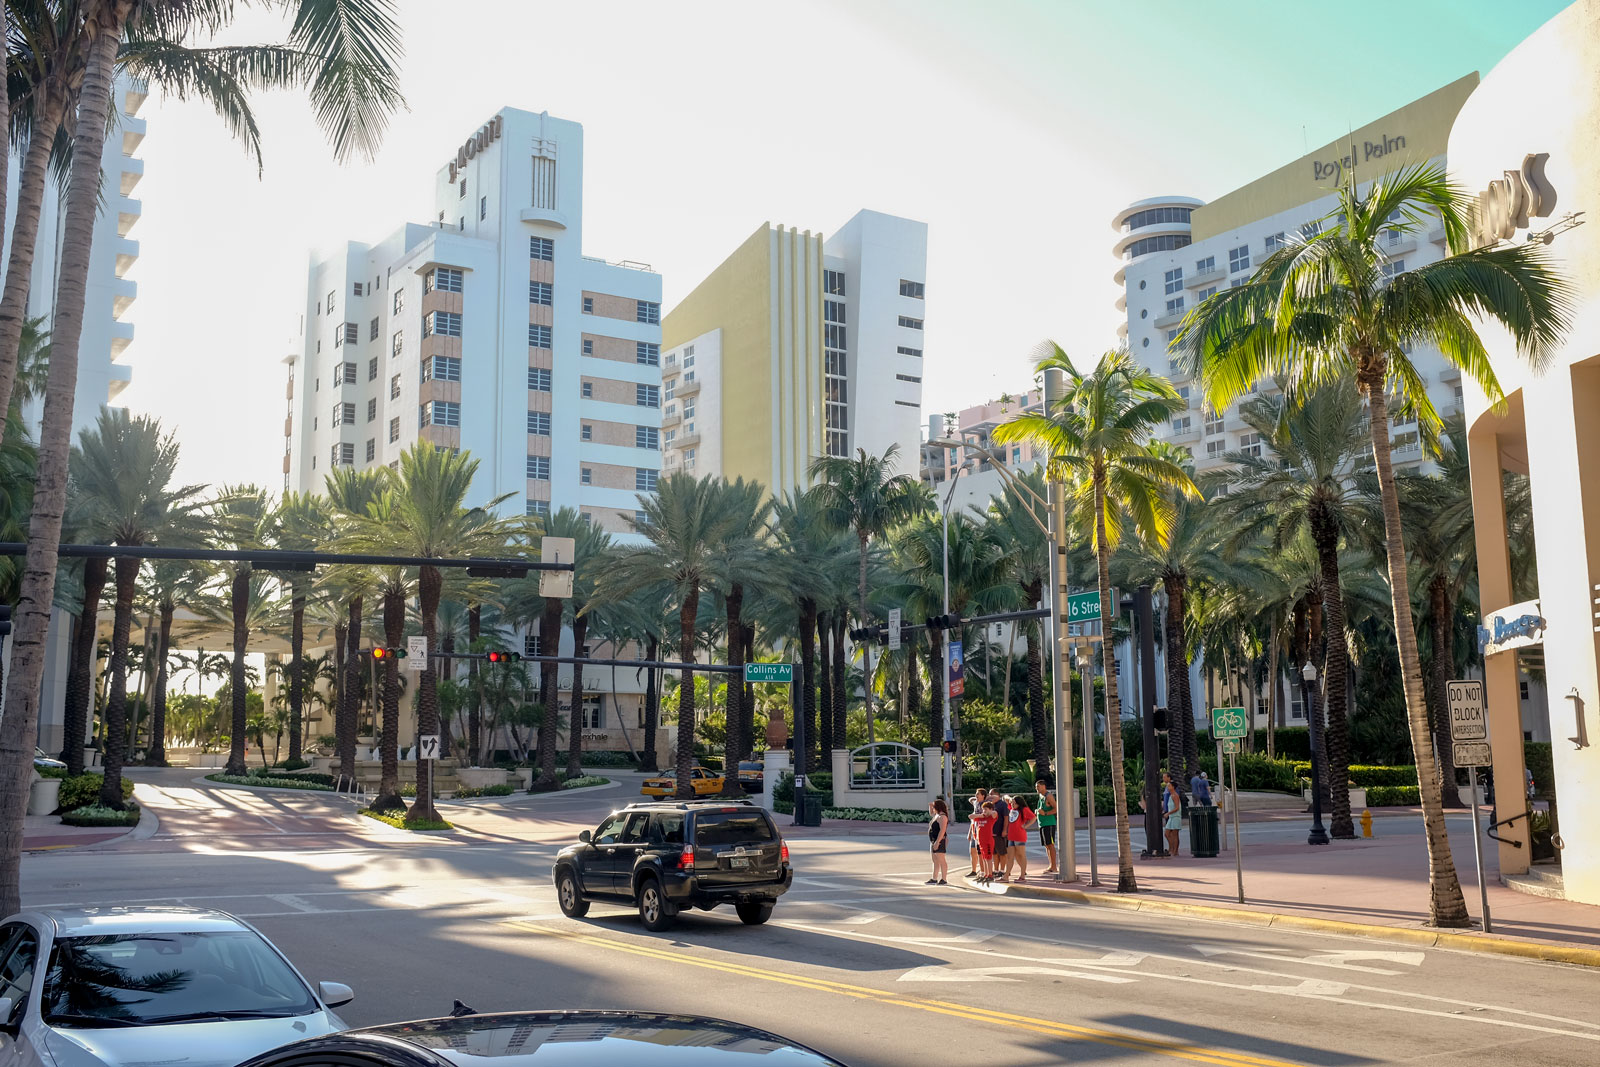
[744, 662, 793, 684]
[1453, 741, 1492, 767]
[1211, 706, 1248, 740]
[417, 734, 440, 760]
[888, 608, 902, 650]
[1446, 680, 1486, 741]
[539, 536, 576, 598]
[949, 640, 965, 698]
[406, 636, 427, 671]
[1222, 739, 1240, 754]
[1066, 590, 1102, 622]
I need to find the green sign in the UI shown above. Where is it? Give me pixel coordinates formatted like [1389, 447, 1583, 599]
[1066, 590, 1103, 621]
[744, 662, 794, 684]
[1211, 706, 1248, 740]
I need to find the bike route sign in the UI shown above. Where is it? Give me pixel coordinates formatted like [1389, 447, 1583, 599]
[1211, 706, 1248, 741]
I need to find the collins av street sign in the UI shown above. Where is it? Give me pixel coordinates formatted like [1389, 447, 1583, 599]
[744, 662, 794, 684]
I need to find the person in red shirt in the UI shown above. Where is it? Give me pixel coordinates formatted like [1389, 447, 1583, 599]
[1003, 794, 1033, 882]
[973, 801, 998, 883]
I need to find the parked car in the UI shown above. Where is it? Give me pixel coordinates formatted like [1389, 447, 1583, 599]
[639, 767, 724, 797]
[736, 760, 764, 793]
[33, 749, 65, 771]
[0, 906, 353, 1067]
[237, 1010, 847, 1066]
[553, 800, 792, 930]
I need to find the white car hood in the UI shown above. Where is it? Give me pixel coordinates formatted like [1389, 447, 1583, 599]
[42, 1013, 341, 1067]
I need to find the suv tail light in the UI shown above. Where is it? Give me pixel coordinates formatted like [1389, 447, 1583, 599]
[780, 840, 790, 864]
[678, 845, 695, 870]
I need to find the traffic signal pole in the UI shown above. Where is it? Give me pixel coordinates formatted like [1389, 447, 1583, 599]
[1044, 368, 1078, 884]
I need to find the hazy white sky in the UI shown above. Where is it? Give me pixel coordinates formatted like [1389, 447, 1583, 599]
[114, 0, 1568, 491]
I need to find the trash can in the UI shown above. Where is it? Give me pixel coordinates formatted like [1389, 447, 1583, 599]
[28, 777, 61, 817]
[793, 790, 822, 827]
[1189, 804, 1220, 858]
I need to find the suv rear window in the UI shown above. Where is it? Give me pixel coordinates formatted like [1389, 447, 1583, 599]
[693, 811, 777, 846]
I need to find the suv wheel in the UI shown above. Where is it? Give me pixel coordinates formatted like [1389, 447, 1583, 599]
[735, 901, 773, 925]
[556, 868, 589, 918]
[637, 876, 676, 931]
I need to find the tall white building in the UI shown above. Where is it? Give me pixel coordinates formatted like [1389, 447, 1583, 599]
[1115, 74, 1480, 475]
[284, 108, 663, 535]
[661, 210, 927, 489]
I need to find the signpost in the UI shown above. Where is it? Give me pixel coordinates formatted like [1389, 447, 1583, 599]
[1447, 679, 1492, 932]
[539, 536, 576, 599]
[407, 636, 427, 672]
[1210, 706, 1248, 740]
[1211, 707, 1248, 885]
[418, 734, 440, 761]
[747, 661, 802, 823]
[887, 608, 902, 651]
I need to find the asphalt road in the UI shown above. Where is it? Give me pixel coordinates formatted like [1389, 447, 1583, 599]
[21, 770, 1600, 1066]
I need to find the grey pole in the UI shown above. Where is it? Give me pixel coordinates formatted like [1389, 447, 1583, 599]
[1080, 644, 1099, 886]
[1043, 367, 1077, 884]
[1470, 765, 1492, 932]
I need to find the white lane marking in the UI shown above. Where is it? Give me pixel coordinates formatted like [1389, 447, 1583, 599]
[898, 965, 1136, 985]
[1193, 944, 1425, 975]
[266, 895, 321, 913]
[881, 929, 1000, 945]
[791, 877, 854, 890]
[1251, 979, 1351, 996]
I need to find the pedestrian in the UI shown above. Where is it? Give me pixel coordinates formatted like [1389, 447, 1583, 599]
[1035, 776, 1059, 874]
[926, 798, 950, 885]
[989, 789, 1010, 879]
[1005, 795, 1033, 881]
[1161, 770, 1183, 857]
[973, 801, 997, 882]
[966, 788, 986, 876]
[1190, 768, 1213, 806]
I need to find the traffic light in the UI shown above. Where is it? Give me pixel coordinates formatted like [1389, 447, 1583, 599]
[847, 625, 876, 642]
[1152, 706, 1169, 732]
[486, 650, 523, 664]
[925, 613, 960, 631]
[941, 738, 957, 753]
[370, 647, 407, 661]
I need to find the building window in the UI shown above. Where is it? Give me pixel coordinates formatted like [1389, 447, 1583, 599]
[392, 331, 403, 358]
[1229, 245, 1250, 273]
[393, 289, 404, 315]
[368, 357, 378, 381]
[425, 267, 463, 294]
[529, 367, 552, 392]
[422, 355, 462, 382]
[1264, 232, 1285, 253]
[1239, 431, 1263, 457]
[582, 296, 594, 314]
[1197, 286, 1217, 301]
[636, 384, 659, 407]
[458, 178, 466, 199]
[526, 500, 550, 519]
[635, 468, 658, 492]
[365, 438, 376, 462]
[823, 269, 845, 296]
[1165, 297, 1185, 314]
[1381, 259, 1407, 280]
[1520, 681, 1530, 701]
[636, 301, 660, 324]
[899, 279, 925, 299]
[824, 300, 846, 324]
[1206, 439, 1227, 458]
[332, 361, 354, 386]
[336, 322, 357, 346]
[330, 442, 354, 466]
[582, 382, 593, 399]
[895, 373, 922, 383]
[421, 400, 460, 427]
[353, 282, 364, 296]
[529, 281, 552, 306]
[1230, 278, 1248, 288]
[528, 455, 550, 480]
[479, 195, 487, 220]
[1195, 255, 1215, 273]
[636, 426, 659, 449]
[530, 236, 553, 261]
[1164, 268, 1183, 295]
[1176, 385, 1190, 403]
[331, 401, 355, 425]
[825, 324, 847, 349]
[581, 423, 593, 441]
[636, 341, 659, 366]
[897, 346, 922, 358]
[527, 411, 551, 436]
[327, 290, 336, 316]
[389, 417, 400, 443]
[581, 338, 594, 356]
[580, 467, 592, 485]
[528, 324, 551, 348]
[1203, 408, 1223, 435]
[366, 398, 377, 422]
[1300, 220, 1321, 240]
[390, 374, 401, 400]
[423, 311, 461, 338]
[898, 316, 923, 330]
[1172, 415, 1191, 434]
[1166, 329, 1179, 347]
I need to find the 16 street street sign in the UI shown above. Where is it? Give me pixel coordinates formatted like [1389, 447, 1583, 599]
[1066, 591, 1102, 622]
[745, 662, 794, 684]
[1211, 706, 1248, 741]
[1446, 680, 1487, 741]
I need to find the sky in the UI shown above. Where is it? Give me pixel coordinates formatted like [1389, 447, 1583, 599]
[113, 0, 1573, 490]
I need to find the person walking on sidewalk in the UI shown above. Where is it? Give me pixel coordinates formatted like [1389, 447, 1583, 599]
[1190, 769, 1212, 806]
[1035, 777, 1059, 874]
[1161, 771, 1183, 857]
[926, 798, 950, 885]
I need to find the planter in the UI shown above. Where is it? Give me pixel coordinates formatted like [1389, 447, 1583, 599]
[515, 767, 534, 789]
[27, 777, 61, 816]
[309, 756, 336, 774]
[1302, 785, 1368, 810]
[458, 767, 509, 790]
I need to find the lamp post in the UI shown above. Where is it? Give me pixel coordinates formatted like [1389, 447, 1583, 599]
[1300, 661, 1330, 846]
[938, 459, 973, 803]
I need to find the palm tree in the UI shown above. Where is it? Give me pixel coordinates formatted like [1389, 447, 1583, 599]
[558, 522, 612, 780]
[987, 466, 1052, 773]
[140, 560, 199, 766]
[322, 465, 387, 781]
[67, 410, 205, 805]
[706, 478, 768, 788]
[995, 346, 1196, 893]
[1177, 164, 1571, 926]
[603, 474, 736, 798]
[207, 485, 272, 776]
[769, 489, 846, 772]
[274, 491, 331, 763]
[809, 446, 921, 745]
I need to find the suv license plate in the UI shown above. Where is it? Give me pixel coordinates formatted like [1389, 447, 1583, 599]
[729, 857, 750, 869]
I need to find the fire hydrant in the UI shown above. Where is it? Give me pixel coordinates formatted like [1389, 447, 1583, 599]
[1361, 808, 1374, 838]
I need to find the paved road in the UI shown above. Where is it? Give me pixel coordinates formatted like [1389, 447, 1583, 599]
[20, 770, 1599, 1066]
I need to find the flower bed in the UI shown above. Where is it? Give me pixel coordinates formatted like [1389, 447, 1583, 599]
[206, 773, 331, 791]
[62, 804, 141, 827]
[359, 808, 452, 831]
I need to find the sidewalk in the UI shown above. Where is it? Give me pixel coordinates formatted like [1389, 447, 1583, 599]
[977, 812, 1600, 966]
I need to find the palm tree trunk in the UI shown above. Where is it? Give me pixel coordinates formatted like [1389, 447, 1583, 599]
[832, 613, 847, 748]
[1094, 471, 1137, 893]
[467, 605, 482, 764]
[857, 532, 876, 744]
[1267, 623, 1280, 759]
[62, 558, 108, 774]
[565, 610, 589, 779]
[722, 584, 745, 792]
[798, 600, 818, 776]
[0, 7, 129, 918]
[903, 633, 920, 747]
[1164, 577, 1199, 778]
[1363, 380, 1467, 925]
[817, 609, 834, 756]
[1311, 514, 1355, 837]
[410, 565, 443, 823]
[675, 586, 700, 798]
[288, 590, 306, 762]
[439, 631, 455, 759]
[98, 556, 139, 808]
[741, 623, 756, 755]
[643, 634, 660, 770]
[372, 588, 406, 812]
[0, 91, 62, 422]
[144, 604, 173, 767]
[1429, 578, 1463, 807]
[338, 603, 360, 782]
[534, 596, 563, 790]
[1026, 607, 1049, 775]
[224, 570, 251, 775]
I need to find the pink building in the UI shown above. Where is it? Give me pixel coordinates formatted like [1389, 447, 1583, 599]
[919, 387, 1046, 486]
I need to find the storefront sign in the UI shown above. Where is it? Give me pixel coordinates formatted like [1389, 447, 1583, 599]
[1478, 599, 1546, 656]
[447, 114, 504, 182]
[1470, 153, 1554, 248]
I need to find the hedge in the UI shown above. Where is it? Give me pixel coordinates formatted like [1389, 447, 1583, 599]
[1290, 763, 1417, 787]
[252, 769, 336, 787]
[579, 751, 638, 768]
[1365, 786, 1421, 807]
[773, 772, 834, 810]
[62, 804, 141, 827]
[207, 773, 332, 791]
[452, 783, 515, 798]
[59, 774, 135, 812]
[560, 776, 610, 790]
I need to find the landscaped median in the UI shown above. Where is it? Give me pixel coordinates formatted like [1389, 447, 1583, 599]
[205, 771, 334, 791]
[358, 808, 452, 832]
[40, 768, 140, 825]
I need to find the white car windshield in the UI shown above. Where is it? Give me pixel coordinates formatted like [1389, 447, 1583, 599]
[42, 931, 317, 1027]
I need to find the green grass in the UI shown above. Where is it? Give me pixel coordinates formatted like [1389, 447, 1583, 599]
[207, 773, 331, 791]
[61, 804, 141, 827]
[358, 808, 453, 831]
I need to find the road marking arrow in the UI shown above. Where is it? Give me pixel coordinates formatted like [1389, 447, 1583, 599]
[898, 965, 1137, 985]
[1193, 944, 1424, 975]
[1249, 979, 1351, 997]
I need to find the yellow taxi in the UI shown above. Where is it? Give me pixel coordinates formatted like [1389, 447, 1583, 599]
[640, 766, 725, 797]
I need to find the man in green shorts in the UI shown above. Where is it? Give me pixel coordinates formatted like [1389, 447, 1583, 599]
[1035, 777, 1059, 874]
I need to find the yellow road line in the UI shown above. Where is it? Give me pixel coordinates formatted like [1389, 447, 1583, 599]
[501, 920, 1305, 1067]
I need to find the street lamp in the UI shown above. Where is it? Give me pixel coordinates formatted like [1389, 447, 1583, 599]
[938, 458, 974, 802]
[1300, 661, 1330, 846]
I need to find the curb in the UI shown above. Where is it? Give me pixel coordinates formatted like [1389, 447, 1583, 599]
[192, 773, 355, 798]
[992, 880, 1600, 968]
[440, 779, 620, 806]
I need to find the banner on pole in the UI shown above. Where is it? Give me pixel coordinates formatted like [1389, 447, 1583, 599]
[948, 641, 965, 698]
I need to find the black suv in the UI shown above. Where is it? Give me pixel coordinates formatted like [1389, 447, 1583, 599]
[553, 800, 793, 931]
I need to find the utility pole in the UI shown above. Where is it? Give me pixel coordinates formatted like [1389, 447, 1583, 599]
[1043, 367, 1077, 884]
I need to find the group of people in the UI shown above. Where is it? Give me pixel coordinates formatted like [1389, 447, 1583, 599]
[926, 778, 1060, 886]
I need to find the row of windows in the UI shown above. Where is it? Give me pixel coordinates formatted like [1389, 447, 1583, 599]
[423, 311, 461, 338]
[425, 267, 463, 294]
[531, 236, 553, 261]
[530, 281, 552, 306]
[529, 324, 551, 348]
[823, 269, 845, 296]
[899, 279, 924, 299]
[1125, 233, 1191, 260]
[421, 356, 460, 382]
[421, 400, 459, 427]
[1123, 206, 1192, 232]
[824, 300, 846, 324]
[898, 316, 923, 330]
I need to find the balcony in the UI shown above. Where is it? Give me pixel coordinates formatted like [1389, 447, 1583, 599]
[110, 319, 134, 357]
[120, 157, 144, 196]
[660, 409, 681, 428]
[1440, 364, 1461, 383]
[1428, 225, 1447, 246]
[112, 277, 137, 318]
[1153, 309, 1185, 330]
[519, 206, 569, 230]
[675, 377, 701, 398]
[1166, 424, 1200, 444]
[673, 431, 701, 449]
[124, 78, 149, 115]
[1380, 233, 1417, 256]
[117, 198, 141, 237]
[114, 237, 139, 278]
[107, 362, 131, 400]
[121, 114, 146, 155]
[1185, 264, 1226, 289]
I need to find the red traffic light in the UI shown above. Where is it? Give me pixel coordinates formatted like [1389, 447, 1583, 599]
[486, 651, 521, 663]
[371, 647, 389, 660]
[370, 647, 408, 660]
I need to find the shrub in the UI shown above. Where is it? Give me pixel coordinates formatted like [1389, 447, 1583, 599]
[252, 769, 336, 787]
[58, 774, 134, 812]
[772, 772, 834, 810]
[1231, 755, 1300, 793]
[38, 766, 67, 780]
[1288, 763, 1417, 788]
[359, 808, 452, 831]
[1524, 742, 1553, 799]
[820, 807, 927, 822]
[207, 773, 332, 791]
[560, 775, 609, 790]
[580, 751, 637, 768]
[280, 757, 311, 771]
[452, 783, 515, 798]
[61, 804, 141, 827]
[1365, 786, 1421, 807]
